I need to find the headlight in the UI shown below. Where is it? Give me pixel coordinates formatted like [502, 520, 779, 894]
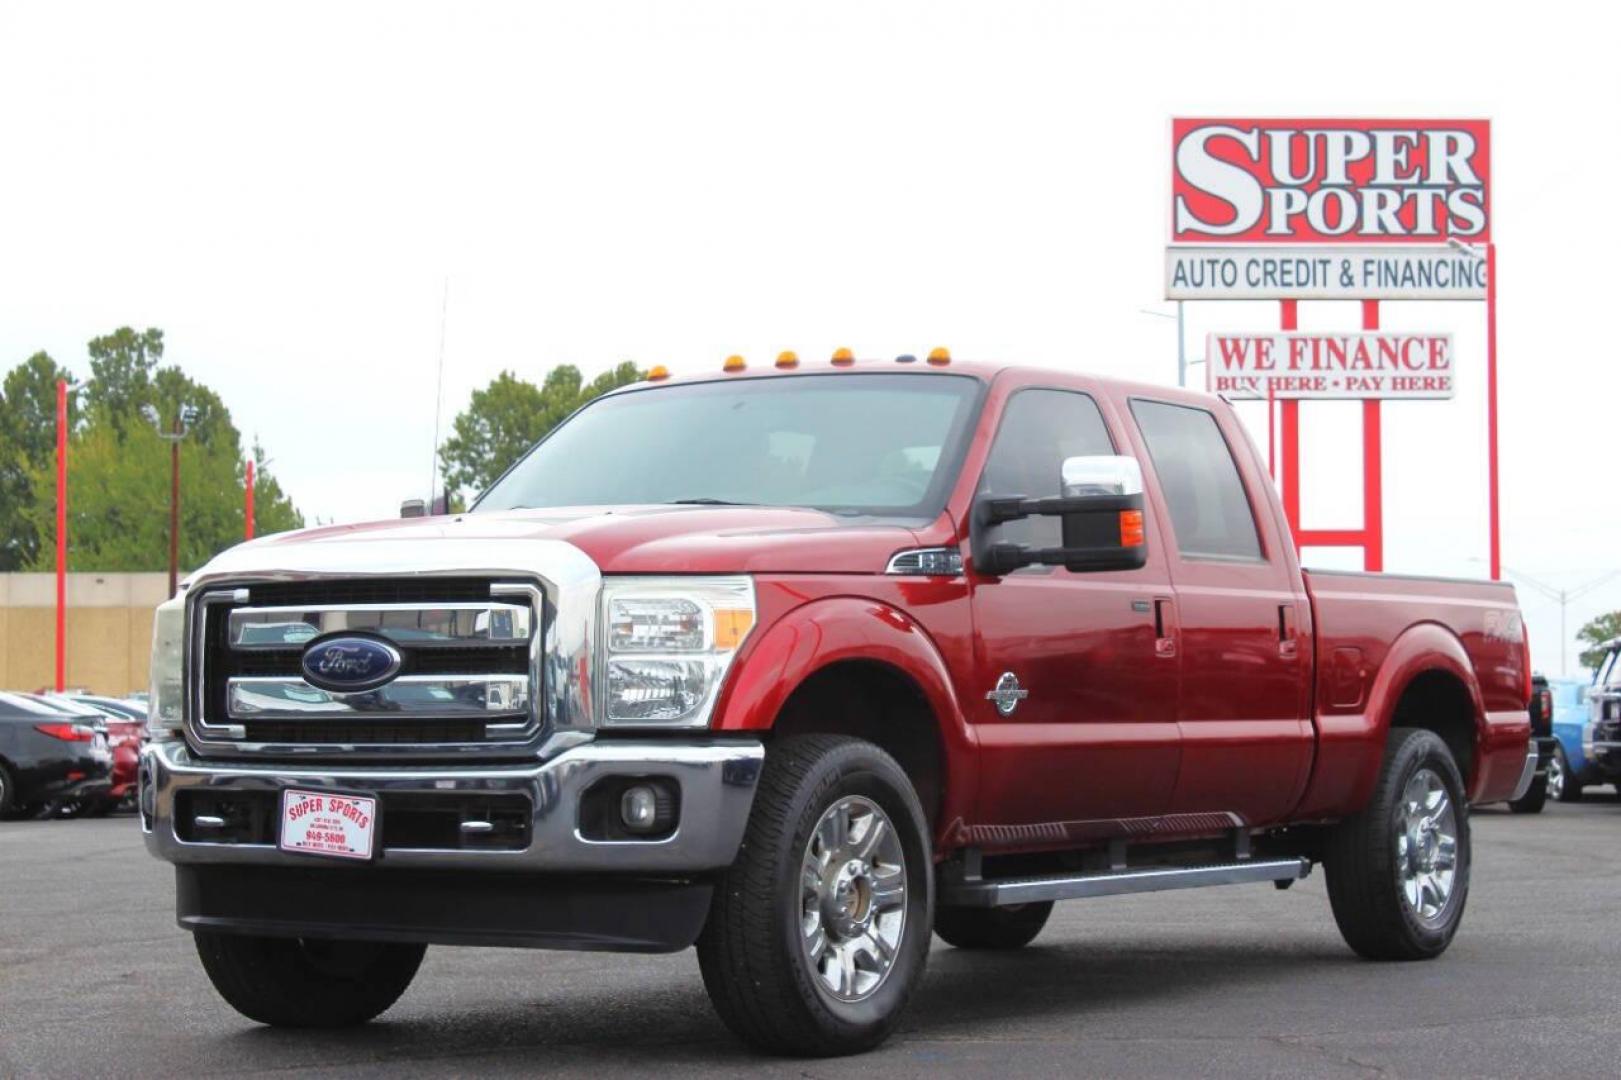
[148, 595, 186, 739]
[601, 577, 755, 727]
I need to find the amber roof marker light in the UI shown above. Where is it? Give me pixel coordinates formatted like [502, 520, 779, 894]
[647, 365, 670, 381]
[775, 350, 799, 369]
[723, 354, 746, 373]
[927, 347, 951, 366]
[831, 347, 855, 366]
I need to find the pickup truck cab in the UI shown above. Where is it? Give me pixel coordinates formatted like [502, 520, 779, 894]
[140, 358, 1534, 1056]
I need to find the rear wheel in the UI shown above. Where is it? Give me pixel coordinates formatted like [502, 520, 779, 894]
[1507, 769, 1547, 814]
[697, 735, 932, 1057]
[1324, 727, 1470, 961]
[934, 902, 1053, 950]
[194, 932, 426, 1027]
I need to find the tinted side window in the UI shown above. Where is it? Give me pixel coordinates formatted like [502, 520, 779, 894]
[979, 389, 1114, 549]
[1130, 400, 1263, 561]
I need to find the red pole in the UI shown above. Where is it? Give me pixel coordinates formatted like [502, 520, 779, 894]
[245, 458, 256, 540]
[1279, 300, 1300, 543]
[1361, 300, 1383, 572]
[1486, 242, 1501, 581]
[54, 379, 67, 693]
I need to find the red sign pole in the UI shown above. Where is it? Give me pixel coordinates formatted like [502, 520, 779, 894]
[1360, 300, 1383, 572]
[1486, 242, 1501, 581]
[245, 458, 256, 540]
[54, 378, 67, 693]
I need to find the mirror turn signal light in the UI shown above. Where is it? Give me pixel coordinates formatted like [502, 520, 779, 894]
[647, 365, 670, 381]
[831, 347, 855, 366]
[927, 347, 951, 365]
[775, 350, 799, 369]
[1120, 509, 1146, 548]
[723, 355, 746, 372]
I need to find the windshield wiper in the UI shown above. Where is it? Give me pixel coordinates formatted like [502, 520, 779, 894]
[665, 498, 754, 506]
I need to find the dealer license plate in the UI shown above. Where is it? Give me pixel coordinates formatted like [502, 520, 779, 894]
[278, 788, 379, 861]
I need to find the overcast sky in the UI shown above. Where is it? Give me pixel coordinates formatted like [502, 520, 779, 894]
[2, 1, 1616, 675]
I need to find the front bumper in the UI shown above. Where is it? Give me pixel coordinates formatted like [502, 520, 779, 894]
[140, 736, 764, 873]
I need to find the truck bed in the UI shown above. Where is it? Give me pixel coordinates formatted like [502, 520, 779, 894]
[1298, 568, 1531, 814]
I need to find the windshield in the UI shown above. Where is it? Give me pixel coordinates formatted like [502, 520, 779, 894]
[476, 373, 982, 517]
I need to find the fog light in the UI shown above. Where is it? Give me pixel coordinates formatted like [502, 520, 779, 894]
[621, 785, 657, 832]
[619, 783, 674, 835]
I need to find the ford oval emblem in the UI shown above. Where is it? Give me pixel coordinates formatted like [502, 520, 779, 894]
[300, 635, 403, 693]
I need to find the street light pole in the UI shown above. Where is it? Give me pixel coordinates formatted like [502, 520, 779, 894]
[1498, 566, 1621, 676]
[151, 405, 197, 598]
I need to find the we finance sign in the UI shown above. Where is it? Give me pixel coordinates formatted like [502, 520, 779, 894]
[1207, 332, 1456, 400]
[1166, 119, 1490, 300]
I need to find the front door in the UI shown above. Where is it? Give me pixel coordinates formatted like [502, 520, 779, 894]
[966, 386, 1181, 842]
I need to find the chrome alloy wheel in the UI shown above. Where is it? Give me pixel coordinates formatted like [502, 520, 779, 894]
[1395, 767, 1459, 924]
[799, 795, 908, 1002]
[1546, 750, 1566, 801]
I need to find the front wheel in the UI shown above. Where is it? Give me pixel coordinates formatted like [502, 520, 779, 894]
[1549, 745, 1582, 803]
[697, 735, 933, 1057]
[1324, 727, 1471, 961]
[194, 932, 426, 1027]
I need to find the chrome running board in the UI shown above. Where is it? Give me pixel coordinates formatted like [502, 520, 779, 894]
[939, 857, 1312, 908]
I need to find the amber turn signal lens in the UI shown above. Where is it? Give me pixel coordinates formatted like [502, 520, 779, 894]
[831, 347, 855, 366]
[775, 350, 799, 369]
[647, 365, 670, 380]
[926, 347, 951, 365]
[1119, 509, 1145, 548]
[712, 608, 756, 649]
[723, 355, 746, 372]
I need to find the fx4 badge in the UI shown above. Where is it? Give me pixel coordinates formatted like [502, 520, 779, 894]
[986, 672, 1029, 716]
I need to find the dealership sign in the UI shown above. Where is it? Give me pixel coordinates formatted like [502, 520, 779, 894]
[1207, 332, 1455, 400]
[1167, 118, 1490, 299]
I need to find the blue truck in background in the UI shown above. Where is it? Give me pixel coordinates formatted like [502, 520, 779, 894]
[1547, 643, 1621, 802]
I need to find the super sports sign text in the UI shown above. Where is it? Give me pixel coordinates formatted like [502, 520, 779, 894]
[1171, 119, 1490, 244]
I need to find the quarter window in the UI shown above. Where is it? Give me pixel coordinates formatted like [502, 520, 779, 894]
[1130, 400, 1263, 561]
[979, 389, 1115, 550]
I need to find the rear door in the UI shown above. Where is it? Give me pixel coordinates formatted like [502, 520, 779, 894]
[1125, 397, 1313, 827]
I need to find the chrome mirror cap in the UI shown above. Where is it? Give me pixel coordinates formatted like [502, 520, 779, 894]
[1061, 455, 1144, 498]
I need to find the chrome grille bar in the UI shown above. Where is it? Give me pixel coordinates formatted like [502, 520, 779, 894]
[226, 675, 530, 720]
[227, 601, 533, 649]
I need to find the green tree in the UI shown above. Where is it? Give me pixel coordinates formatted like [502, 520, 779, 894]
[0, 352, 79, 570]
[4, 326, 306, 572]
[438, 362, 643, 500]
[1577, 611, 1621, 674]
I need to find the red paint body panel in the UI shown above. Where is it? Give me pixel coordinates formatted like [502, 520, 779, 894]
[269, 361, 1529, 856]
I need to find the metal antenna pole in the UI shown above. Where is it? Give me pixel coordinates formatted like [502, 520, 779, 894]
[428, 277, 449, 508]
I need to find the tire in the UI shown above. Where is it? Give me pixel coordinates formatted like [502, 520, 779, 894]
[935, 902, 1053, 950]
[194, 932, 426, 1027]
[1549, 745, 1583, 803]
[0, 762, 14, 817]
[697, 734, 933, 1057]
[1324, 727, 1471, 961]
[1507, 771, 1547, 814]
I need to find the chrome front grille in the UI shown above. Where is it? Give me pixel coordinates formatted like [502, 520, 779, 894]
[187, 577, 546, 760]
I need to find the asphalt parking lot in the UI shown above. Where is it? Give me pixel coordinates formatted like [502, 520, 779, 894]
[2, 796, 1618, 1079]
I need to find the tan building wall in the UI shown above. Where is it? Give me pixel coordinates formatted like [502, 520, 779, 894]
[0, 573, 175, 696]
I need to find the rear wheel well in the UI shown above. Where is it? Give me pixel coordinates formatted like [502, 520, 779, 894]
[1388, 669, 1477, 781]
[769, 661, 943, 827]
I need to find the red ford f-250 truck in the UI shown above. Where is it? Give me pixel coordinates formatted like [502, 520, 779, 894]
[140, 355, 1534, 1056]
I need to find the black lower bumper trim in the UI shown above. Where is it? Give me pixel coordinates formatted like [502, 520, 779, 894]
[176, 865, 712, 953]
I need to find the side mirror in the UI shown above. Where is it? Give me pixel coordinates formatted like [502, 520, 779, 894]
[971, 454, 1149, 576]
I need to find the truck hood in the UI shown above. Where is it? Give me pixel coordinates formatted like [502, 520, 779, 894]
[213, 506, 928, 576]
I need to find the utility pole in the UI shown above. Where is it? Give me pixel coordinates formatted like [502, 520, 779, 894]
[1502, 566, 1621, 676]
[151, 405, 198, 597]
